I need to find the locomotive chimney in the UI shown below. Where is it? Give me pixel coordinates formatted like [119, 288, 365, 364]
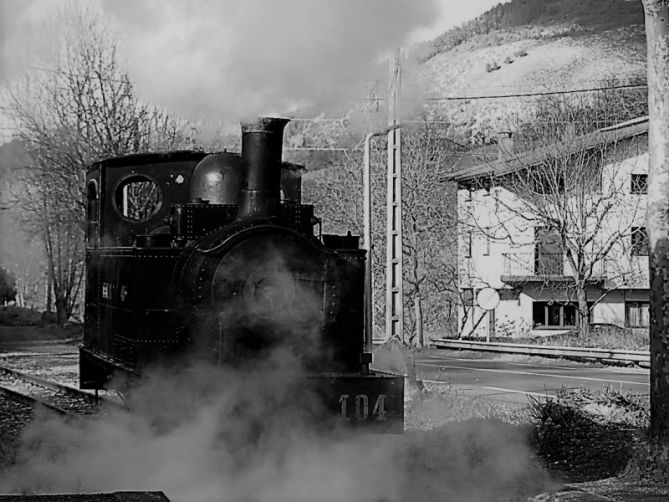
[238, 116, 290, 220]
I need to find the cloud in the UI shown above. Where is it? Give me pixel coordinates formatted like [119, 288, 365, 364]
[101, 0, 441, 120]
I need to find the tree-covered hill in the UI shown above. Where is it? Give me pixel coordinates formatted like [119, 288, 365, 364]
[423, 0, 644, 61]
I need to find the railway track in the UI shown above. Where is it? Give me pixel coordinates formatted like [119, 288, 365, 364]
[0, 365, 110, 417]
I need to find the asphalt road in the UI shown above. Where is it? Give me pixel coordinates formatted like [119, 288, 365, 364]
[415, 351, 650, 405]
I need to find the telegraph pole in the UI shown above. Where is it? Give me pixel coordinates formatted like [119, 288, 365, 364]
[386, 49, 404, 343]
[643, 0, 669, 444]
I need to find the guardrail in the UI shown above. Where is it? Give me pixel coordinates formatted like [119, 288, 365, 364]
[431, 338, 650, 367]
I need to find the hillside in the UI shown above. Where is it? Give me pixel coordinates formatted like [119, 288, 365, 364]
[421, 0, 644, 61]
[409, 0, 647, 144]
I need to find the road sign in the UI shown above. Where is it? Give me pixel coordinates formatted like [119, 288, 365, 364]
[477, 288, 500, 311]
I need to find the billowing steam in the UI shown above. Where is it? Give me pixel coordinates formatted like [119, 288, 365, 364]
[1, 360, 554, 502]
[100, 0, 441, 120]
[0, 250, 554, 501]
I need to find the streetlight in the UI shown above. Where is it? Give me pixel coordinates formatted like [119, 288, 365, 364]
[363, 124, 401, 352]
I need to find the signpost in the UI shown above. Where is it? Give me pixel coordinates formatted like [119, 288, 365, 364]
[476, 287, 500, 342]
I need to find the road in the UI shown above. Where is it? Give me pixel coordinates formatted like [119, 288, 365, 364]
[415, 351, 650, 405]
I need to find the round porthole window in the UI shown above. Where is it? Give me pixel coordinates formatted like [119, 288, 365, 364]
[115, 175, 162, 222]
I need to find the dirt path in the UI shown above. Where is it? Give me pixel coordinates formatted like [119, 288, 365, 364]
[0, 325, 81, 386]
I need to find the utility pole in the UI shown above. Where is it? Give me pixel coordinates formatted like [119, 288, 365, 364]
[643, 0, 669, 444]
[386, 49, 404, 343]
[363, 124, 402, 350]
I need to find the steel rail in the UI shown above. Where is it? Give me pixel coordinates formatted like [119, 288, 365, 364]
[0, 384, 73, 416]
[0, 364, 117, 414]
[0, 365, 92, 399]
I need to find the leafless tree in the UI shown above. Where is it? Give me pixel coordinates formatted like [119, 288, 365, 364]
[8, 4, 196, 323]
[400, 118, 459, 347]
[642, 0, 669, 444]
[303, 112, 460, 348]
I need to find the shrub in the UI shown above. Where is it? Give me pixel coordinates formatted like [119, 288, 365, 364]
[0, 267, 16, 304]
[528, 387, 648, 481]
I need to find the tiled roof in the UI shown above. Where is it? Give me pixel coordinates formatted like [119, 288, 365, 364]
[442, 117, 649, 184]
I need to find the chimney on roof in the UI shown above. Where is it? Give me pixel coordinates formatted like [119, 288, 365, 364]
[497, 131, 514, 159]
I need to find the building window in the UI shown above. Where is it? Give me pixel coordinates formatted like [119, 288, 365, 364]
[631, 227, 649, 256]
[630, 174, 648, 195]
[483, 227, 491, 256]
[465, 230, 472, 258]
[626, 301, 649, 328]
[532, 301, 578, 328]
[86, 180, 99, 246]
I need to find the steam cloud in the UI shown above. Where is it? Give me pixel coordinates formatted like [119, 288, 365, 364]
[0, 251, 554, 501]
[0, 363, 554, 502]
[100, 0, 441, 120]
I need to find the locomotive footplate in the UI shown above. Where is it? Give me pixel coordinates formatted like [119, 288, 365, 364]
[308, 370, 404, 433]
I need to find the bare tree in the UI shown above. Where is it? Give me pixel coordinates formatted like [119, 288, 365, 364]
[302, 113, 460, 347]
[642, 0, 669, 444]
[400, 118, 459, 347]
[9, 4, 195, 323]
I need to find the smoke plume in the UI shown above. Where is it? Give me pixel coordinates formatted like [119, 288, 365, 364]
[0, 361, 555, 501]
[100, 0, 441, 121]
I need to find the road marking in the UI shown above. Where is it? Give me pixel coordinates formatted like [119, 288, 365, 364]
[422, 380, 555, 401]
[417, 362, 649, 386]
[425, 355, 583, 371]
[482, 386, 554, 399]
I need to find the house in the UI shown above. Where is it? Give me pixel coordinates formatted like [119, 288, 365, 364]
[444, 117, 650, 338]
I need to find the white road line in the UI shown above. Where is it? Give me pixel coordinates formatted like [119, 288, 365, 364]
[422, 380, 555, 399]
[426, 355, 581, 370]
[417, 362, 649, 386]
[482, 386, 555, 399]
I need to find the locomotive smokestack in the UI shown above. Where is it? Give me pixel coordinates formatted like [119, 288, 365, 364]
[238, 116, 290, 220]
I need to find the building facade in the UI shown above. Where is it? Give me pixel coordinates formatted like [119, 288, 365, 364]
[447, 118, 650, 338]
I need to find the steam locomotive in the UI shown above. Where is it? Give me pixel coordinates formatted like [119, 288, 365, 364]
[79, 117, 403, 431]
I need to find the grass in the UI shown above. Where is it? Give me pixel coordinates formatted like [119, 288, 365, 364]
[499, 326, 649, 351]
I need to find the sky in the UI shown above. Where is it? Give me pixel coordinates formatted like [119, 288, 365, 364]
[0, 0, 508, 131]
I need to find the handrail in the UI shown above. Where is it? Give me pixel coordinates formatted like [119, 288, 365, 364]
[430, 338, 649, 366]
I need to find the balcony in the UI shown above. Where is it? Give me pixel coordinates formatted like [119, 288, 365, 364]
[501, 252, 611, 284]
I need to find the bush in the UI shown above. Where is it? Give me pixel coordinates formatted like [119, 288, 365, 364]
[486, 61, 501, 72]
[528, 387, 648, 481]
[0, 267, 16, 304]
[0, 305, 42, 326]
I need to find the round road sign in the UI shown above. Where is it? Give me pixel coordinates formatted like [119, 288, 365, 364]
[477, 288, 500, 311]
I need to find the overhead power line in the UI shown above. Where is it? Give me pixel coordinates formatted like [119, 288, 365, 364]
[401, 84, 648, 102]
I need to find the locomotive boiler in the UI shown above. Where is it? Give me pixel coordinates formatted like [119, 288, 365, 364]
[80, 117, 403, 431]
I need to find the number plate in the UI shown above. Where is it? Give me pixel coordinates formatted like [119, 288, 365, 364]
[310, 372, 404, 432]
[338, 393, 387, 421]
